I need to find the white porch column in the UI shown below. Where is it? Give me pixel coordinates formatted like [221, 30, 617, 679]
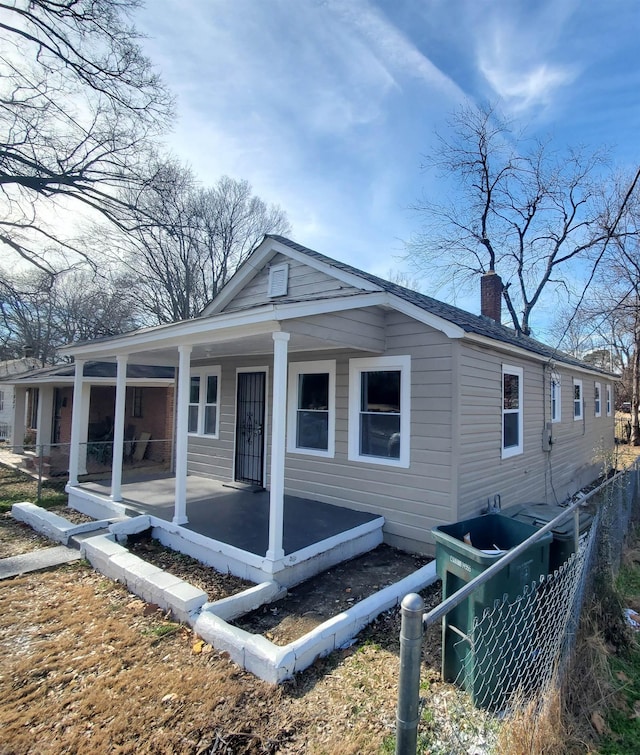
[36, 385, 54, 456]
[11, 386, 28, 453]
[110, 354, 128, 502]
[173, 345, 192, 525]
[267, 331, 289, 561]
[68, 359, 86, 485]
[77, 382, 91, 476]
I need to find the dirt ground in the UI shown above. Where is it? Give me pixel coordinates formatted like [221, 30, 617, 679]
[0, 516, 443, 755]
[128, 532, 432, 645]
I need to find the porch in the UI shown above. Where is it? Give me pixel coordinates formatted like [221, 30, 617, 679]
[67, 474, 384, 586]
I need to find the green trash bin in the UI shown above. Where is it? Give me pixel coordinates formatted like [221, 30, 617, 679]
[432, 513, 552, 710]
[501, 502, 593, 573]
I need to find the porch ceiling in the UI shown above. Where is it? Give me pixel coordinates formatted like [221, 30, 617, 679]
[72, 316, 384, 366]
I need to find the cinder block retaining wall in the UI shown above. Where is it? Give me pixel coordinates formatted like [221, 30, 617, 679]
[11, 503, 438, 683]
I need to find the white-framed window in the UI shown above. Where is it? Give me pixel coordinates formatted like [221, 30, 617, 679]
[502, 365, 523, 458]
[348, 355, 411, 467]
[551, 371, 561, 423]
[188, 367, 221, 437]
[573, 379, 583, 421]
[287, 360, 335, 457]
[606, 384, 612, 417]
[594, 381, 601, 417]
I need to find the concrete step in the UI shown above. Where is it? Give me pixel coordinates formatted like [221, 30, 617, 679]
[0, 546, 80, 580]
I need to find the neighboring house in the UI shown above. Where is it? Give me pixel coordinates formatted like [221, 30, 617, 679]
[0, 358, 40, 441]
[60, 235, 615, 556]
[2, 362, 175, 477]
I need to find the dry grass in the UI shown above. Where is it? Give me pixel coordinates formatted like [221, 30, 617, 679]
[0, 512, 56, 557]
[0, 560, 445, 754]
[497, 614, 618, 755]
[496, 687, 569, 754]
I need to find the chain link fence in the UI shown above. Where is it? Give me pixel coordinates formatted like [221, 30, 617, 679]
[395, 460, 640, 754]
[0, 437, 174, 499]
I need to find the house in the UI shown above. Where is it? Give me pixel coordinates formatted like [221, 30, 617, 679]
[0, 358, 40, 441]
[2, 362, 175, 477]
[58, 235, 615, 577]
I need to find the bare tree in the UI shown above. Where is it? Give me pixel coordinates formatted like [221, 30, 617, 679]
[0, 266, 140, 363]
[409, 104, 638, 336]
[592, 183, 640, 442]
[105, 160, 291, 323]
[0, 0, 172, 273]
[386, 269, 424, 292]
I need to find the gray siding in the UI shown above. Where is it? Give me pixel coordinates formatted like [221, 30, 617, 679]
[222, 253, 363, 312]
[187, 309, 456, 553]
[456, 342, 615, 521]
[186, 300, 614, 555]
[288, 308, 386, 352]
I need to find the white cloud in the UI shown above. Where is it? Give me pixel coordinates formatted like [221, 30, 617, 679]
[480, 59, 577, 111]
[325, 0, 465, 100]
[472, 0, 580, 112]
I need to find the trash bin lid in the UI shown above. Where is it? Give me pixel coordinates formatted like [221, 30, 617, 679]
[502, 502, 592, 539]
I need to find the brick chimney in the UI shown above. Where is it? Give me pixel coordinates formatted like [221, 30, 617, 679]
[480, 270, 503, 323]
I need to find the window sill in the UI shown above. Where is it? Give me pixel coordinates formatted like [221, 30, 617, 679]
[501, 446, 523, 459]
[348, 453, 409, 468]
[287, 446, 334, 459]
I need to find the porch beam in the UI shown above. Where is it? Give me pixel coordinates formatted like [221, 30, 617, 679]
[110, 354, 128, 502]
[267, 331, 289, 561]
[68, 359, 86, 485]
[173, 344, 192, 525]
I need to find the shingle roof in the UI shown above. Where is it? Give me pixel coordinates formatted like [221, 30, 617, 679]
[2, 362, 174, 383]
[266, 235, 610, 374]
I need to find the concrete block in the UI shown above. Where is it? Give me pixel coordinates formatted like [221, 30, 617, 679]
[139, 570, 184, 606]
[80, 533, 122, 558]
[244, 635, 295, 684]
[194, 612, 247, 667]
[109, 515, 151, 541]
[164, 581, 207, 623]
[107, 551, 147, 582]
[204, 581, 286, 621]
[121, 558, 163, 594]
[80, 534, 125, 574]
[11, 502, 74, 544]
[290, 633, 336, 674]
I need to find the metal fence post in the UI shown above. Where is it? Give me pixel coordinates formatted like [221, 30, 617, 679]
[395, 592, 425, 755]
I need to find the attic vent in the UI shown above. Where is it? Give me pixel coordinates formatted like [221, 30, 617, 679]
[268, 263, 289, 297]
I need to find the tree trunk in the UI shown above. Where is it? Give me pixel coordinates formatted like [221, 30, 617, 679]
[631, 313, 640, 445]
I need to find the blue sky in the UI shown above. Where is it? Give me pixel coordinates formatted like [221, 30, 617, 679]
[135, 0, 639, 318]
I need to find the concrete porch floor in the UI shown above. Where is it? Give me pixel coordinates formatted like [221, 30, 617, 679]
[77, 474, 380, 557]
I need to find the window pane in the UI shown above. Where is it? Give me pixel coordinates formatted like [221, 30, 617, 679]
[360, 413, 401, 458]
[503, 374, 519, 410]
[190, 376, 200, 404]
[574, 384, 581, 401]
[206, 375, 218, 404]
[296, 410, 328, 450]
[361, 371, 400, 413]
[503, 413, 519, 448]
[188, 405, 198, 433]
[298, 373, 329, 410]
[204, 405, 217, 434]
